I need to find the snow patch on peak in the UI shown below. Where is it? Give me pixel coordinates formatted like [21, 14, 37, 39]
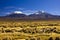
[35, 10, 45, 14]
[41, 10, 45, 13]
[14, 11, 23, 14]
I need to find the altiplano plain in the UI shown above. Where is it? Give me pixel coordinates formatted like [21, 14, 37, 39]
[0, 20, 60, 40]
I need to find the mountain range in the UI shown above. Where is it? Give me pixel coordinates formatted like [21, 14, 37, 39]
[0, 11, 60, 20]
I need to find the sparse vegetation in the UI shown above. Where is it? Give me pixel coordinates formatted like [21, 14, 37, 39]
[0, 21, 60, 40]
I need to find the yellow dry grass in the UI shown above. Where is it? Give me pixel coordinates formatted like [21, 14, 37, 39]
[0, 20, 60, 40]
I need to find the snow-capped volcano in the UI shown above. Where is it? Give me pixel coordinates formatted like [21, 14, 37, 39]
[1, 10, 60, 20]
[29, 11, 60, 19]
[5, 11, 27, 18]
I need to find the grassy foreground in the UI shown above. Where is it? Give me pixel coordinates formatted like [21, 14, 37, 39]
[0, 20, 60, 40]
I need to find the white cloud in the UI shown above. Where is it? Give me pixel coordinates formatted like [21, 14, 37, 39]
[4, 6, 15, 9]
[49, 11, 60, 15]
[4, 6, 25, 10]
[5, 12, 12, 15]
[18, 8, 25, 10]
[23, 10, 37, 15]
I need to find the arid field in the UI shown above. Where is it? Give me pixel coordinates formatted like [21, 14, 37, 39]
[0, 20, 60, 40]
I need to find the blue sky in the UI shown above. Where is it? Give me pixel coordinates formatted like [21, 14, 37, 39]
[0, 0, 60, 16]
